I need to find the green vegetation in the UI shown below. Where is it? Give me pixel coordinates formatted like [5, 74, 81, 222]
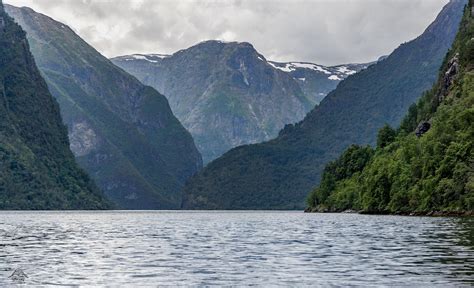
[307, 3, 474, 214]
[6, 5, 202, 209]
[0, 2, 111, 209]
[112, 41, 313, 163]
[377, 125, 396, 149]
[306, 145, 374, 211]
[181, 0, 466, 210]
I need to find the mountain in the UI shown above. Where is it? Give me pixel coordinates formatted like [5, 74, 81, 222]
[181, 0, 467, 210]
[5, 5, 202, 209]
[0, 1, 110, 209]
[267, 61, 371, 104]
[112, 42, 370, 163]
[307, 2, 473, 215]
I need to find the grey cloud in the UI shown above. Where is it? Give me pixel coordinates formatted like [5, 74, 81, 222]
[5, 0, 449, 65]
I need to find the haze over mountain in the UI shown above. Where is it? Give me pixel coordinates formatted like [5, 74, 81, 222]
[6, 4, 202, 209]
[0, 1, 110, 209]
[181, 0, 467, 210]
[113, 42, 370, 162]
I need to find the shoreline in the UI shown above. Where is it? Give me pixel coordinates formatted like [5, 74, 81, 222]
[304, 208, 474, 217]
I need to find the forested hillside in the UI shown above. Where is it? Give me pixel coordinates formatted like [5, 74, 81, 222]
[182, 0, 466, 210]
[307, 2, 474, 215]
[0, 1, 110, 209]
[6, 5, 202, 209]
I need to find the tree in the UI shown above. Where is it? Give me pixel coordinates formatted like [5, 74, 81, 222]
[377, 124, 396, 149]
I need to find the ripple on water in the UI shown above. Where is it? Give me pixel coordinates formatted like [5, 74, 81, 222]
[0, 211, 473, 286]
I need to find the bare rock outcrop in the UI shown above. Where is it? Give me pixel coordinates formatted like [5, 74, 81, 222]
[415, 121, 431, 137]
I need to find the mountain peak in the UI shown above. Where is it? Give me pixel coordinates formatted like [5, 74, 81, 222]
[113, 38, 372, 162]
[0, 0, 110, 209]
[181, 0, 467, 210]
[190, 39, 255, 52]
[114, 53, 170, 63]
[6, 4, 203, 209]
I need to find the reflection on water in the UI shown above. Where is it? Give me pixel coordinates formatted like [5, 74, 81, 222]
[0, 211, 473, 286]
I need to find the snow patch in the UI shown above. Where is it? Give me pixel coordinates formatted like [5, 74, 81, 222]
[291, 62, 318, 70]
[328, 75, 342, 81]
[269, 61, 333, 75]
[297, 77, 306, 81]
[313, 65, 332, 75]
[131, 55, 148, 61]
[336, 66, 356, 75]
[125, 54, 168, 63]
[290, 62, 332, 74]
[268, 62, 295, 72]
[148, 54, 170, 59]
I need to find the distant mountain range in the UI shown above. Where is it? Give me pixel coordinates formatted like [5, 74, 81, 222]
[6, 5, 202, 209]
[112, 42, 370, 163]
[0, 1, 110, 209]
[267, 61, 372, 104]
[181, 0, 467, 210]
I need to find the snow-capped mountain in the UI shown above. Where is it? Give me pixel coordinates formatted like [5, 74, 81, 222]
[268, 61, 371, 103]
[112, 41, 373, 163]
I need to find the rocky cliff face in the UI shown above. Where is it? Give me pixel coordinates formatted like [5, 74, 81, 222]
[0, 1, 110, 209]
[6, 5, 202, 209]
[112, 41, 370, 163]
[181, 0, 467, 210]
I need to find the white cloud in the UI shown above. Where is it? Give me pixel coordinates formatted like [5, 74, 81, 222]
[4, 0, 449, 65]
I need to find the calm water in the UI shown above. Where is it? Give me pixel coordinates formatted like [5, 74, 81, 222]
[0, 211, 473, 286]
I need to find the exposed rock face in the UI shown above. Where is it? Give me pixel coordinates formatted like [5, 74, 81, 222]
[443, 53, 459, 92]
[68, 121, 98, 157]
[112, 41, 370, 163]
[415, 121, 431, 137]
[6, 5, 202, 209]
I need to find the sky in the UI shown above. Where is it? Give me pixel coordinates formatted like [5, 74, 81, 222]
[4, 0, 449, 66]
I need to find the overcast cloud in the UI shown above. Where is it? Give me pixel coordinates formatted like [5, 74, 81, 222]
[5, 0, 449, 65]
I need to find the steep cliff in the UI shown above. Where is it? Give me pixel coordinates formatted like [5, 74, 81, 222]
[0, 1, 110, 209]
[6, 5, 202, 209]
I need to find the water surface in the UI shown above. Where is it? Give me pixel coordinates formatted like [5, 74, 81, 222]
[0, 211, 473, 286]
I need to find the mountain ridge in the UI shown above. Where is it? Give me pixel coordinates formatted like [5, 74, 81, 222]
[6, 4, 202, 209]
[181, 0, 467, 210]
[112, 40, 371, 163]
[307, 1, 474, 214]
[0, 1, 110, 209]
